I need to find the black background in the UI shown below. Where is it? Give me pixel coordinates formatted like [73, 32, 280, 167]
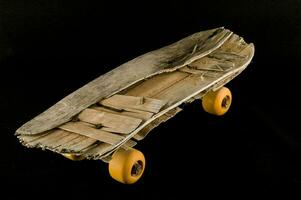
[1, 0, 301, 198]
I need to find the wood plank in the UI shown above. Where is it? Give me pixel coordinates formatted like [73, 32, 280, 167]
[16, 27, 232, 135]
[55, 136, 82, 152]
[52, 131, 82, 149]
[18, 129, 96, 153]
[100, 94, 166, 113]
[125, 71, 189, 98]
[66, 137, 97, 152]
[57, 136, 87, 152]
[18, 132, 49, 144]
[92, 106, 153, 121]
[152, 74, 214, 106]
[83, 143, 112, 159]
[78, 108, 142, 134]
[59, 122, 124, 145]
[40, 131, 72, 147]
[122, 108, 154, 119]
[25, 129, 67, 147]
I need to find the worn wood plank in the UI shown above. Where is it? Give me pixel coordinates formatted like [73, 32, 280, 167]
[52, 132, 82, 149]
[59, 122, 124, 145]
[18, 128, 97, 153]
[66, 137, 97, 152]
[152, 74, 213, 106]
[18, 132, 49, 144]
[55, 136, 82, 152]
[122, 108, 154, 119]
[100, 94, 166, 113]
[16, 27, 232, 135]
[56, 136, 87, 152]
[78, 108, 142, 134]
[40, 131, 72, 147]
[92, 106, 153, 121]
[125, 71, 189, 98]
[83, 143, 112, 159]
[25, 129, 67, 147]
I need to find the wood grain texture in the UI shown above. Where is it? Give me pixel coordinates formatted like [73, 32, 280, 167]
[100, 94, 166, 113]
[51, 132, 84, 150]
[16, 27, 232, 136]
[92, 106, 153, 121]
[78, 108, 142, 134]
[24, 129, 67, 148]
[60, 137, 97, 153]
[125, 71, 189, 98]
[59, 122, 124, 145]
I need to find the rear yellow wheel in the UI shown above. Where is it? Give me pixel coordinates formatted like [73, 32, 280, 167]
[109, 148, 145, 184]
[202, 87, 232, 116]
[62, 153, 85, 161]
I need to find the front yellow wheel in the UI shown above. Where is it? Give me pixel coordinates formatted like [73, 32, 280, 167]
[109, 148, 145, 184]
[202, 87, 232, 116]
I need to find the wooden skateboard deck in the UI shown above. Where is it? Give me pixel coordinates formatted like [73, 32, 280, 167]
[16, 27, 254, 162]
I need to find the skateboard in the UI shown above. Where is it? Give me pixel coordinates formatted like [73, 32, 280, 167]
[16, 27, 254, 184]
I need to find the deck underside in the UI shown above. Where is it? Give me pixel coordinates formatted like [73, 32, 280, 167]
[17, 32, 254, 160]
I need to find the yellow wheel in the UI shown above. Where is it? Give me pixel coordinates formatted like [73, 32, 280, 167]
[109, 148, 145, 184]
[62, 153, 85, 161]
[202, 86, 232, 116]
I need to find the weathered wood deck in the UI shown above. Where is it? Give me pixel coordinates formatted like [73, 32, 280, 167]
[17, 29, 254, 160]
